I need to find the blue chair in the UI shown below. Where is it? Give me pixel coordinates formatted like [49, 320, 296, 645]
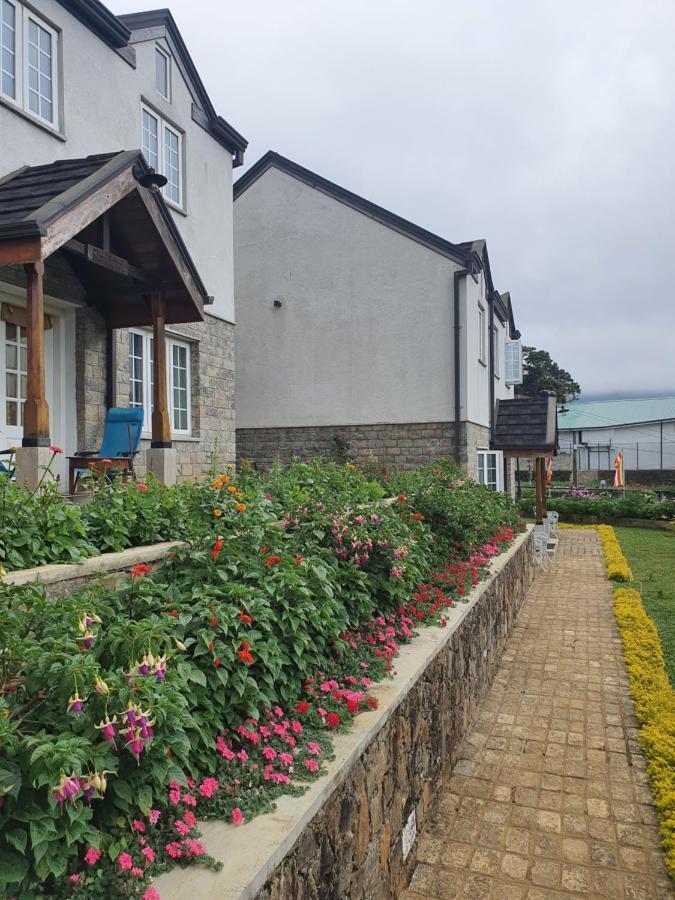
[67, 407, 144, 493]
[0, 449, 16, 480]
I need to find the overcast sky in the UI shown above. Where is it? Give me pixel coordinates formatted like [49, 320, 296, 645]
[110, 0, 675, 399]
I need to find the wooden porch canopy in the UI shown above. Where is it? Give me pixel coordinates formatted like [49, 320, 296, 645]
[0, 150, 208, 449]
[491, 392, 558, 524]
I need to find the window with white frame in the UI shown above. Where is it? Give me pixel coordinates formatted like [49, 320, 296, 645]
[155, 45, 170, 100]
[504, 339, 523, 385]
[127, 330, 191, 435]
[4, 320, 27, 428]
[476, 450, 503, 492]
[492, 325, 500, 377]
[478, 304, 486, 363]
[141, 104, 183, 207]
[1, 0, 59, 127]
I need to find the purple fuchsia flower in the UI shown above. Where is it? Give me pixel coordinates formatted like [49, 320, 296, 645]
[153, 655, 167, 681]
[53, 773, 81, 806]
[138, 654, 152, 676]
[67, 692, 84, 715]
[96, 716, 117, 743]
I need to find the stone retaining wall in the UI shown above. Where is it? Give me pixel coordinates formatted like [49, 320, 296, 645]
[155, 528, 534, 900]
[236, 421, 491, 477]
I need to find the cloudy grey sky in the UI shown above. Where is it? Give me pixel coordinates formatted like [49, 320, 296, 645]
[110, 0, 675, 398]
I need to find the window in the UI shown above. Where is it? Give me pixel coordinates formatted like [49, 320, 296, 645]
[492, 326, 500, 377]
[0, 1, 58, 127]
[478, 304, 486, 363]
[128, 329, 191, 435]
[4, 321, 27, 428]
[141, 104, 183, 208]
[155, 45, 170, 99]
[504, 339, 523, 386]
[477, 450, 503, 492]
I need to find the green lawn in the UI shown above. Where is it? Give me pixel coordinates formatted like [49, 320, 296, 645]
[614, 527, 675, 686]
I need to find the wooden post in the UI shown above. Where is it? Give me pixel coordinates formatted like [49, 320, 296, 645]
[541, 457, 548, 516]
[150, 292, 171, 447]
[22, 260, 50, 446]
[535, 456, 545, 525]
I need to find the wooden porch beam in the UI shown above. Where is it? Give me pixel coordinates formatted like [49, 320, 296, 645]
[534, 456, 545, 525]
[150, 291, 172, 448]
[63, 239, 151, 284]
[0, 237, 42, 266]
[22, 260, 50, 446]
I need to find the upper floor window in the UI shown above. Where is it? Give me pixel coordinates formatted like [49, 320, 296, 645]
[1, 1, 58, 128]
[492, 326, 500, 377]
[155, 45, 170, 100]
[478, 304, 486, 364]
[141, 103, 183, 209]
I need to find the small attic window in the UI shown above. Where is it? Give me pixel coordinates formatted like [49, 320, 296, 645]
[155, 45, 170, 100]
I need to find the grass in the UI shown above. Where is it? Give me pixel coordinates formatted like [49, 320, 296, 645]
[614, 526, 675, 686]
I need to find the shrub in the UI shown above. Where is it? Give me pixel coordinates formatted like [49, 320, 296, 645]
[520, 494, 675, 522]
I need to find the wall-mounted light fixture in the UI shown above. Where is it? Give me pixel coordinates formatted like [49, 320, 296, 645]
[273, 299, 283, 309]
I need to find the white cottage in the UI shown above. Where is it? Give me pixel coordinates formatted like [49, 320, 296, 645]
[234, 152, 522, 490]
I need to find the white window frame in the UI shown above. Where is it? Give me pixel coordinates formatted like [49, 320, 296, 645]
[140, 102, 184, 210]
[478, 304, 486, 364]
[476, 450, 504, 492]
[154, 44, 171, 101]
[128, 329, 192, 437]
[0, 0, 59, 130]
[492, 325, 500, 378]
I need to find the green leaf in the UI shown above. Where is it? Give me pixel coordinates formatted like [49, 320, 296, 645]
[29, 818, 57, 849]
[0, 848, 29, 885]
[137, 784, 153, 816]
[5, 828, 27, 855]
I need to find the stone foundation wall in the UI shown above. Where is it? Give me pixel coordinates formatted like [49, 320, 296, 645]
[255, 533, 534, 900]
[236, 420, 491, 475]
[75, 309, 235, 478]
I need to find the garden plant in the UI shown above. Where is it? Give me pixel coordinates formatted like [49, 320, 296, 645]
[0, 457, 523, 897]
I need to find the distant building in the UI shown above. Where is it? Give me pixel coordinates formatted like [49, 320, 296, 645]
[558, 398, 675, 472]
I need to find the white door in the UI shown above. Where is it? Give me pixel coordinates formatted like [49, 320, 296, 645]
[0, 318, 55, 450]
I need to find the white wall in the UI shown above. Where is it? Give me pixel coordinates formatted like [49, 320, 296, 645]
[235, 168, 464, 428]
[559, 421, 675, 470]
[0, 0, 235, 321]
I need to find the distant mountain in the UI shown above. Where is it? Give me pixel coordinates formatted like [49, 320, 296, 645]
[579, 389, 675, 402]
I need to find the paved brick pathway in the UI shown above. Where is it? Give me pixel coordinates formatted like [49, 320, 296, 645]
[403, 529, 673, 899]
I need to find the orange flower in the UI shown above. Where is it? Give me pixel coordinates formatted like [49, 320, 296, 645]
[237, 640, 254, 665]
[234, 503, 246, 512]
[411, 512, 424, 520]
[294, 555, 304, 565]
[213, 509, 222, 518]
[227, 486, 238, 495]
[239, 610, 253, 625]
[265, 555, 282, 567]
[211, 479, 222, 489]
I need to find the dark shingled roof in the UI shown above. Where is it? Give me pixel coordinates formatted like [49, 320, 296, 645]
[492, 393, 558, 454]
[0, 153, 120, 232]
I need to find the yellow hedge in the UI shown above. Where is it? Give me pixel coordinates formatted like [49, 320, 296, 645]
[559, 523, 633, 581]
[614, 587, 675, 878]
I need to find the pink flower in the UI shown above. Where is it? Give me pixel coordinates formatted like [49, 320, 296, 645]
[49, 445, 63, 454]
[143, 890, 161, 900]
[132, 819, 146, 833]
[135, 483, 149, 492]
[183, 810, 197, 827]
[305, 758, 319, 773]
[231, 807, 245, 825]
[199, 777, 219, 798]
[132, 867, 144, 877]
[279, 752, 294, 765]
[69, 874, 81, 884]
[165, 841, 183, 859]
[290, 720, 303, 734]
[169, 789, 181, 805]
[175, 820, 190, 836]
[148, 809, 161, 825]
[262, 746, 277, 761]
[142, 847, 155, 864]
[117, 852, 133, 871]
[182, 793, 197, 807]
[84, 847, 101, 865]
[307, 741, 321, 755]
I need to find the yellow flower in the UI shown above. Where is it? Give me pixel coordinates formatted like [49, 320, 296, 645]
[211, 479, 222, 489]
[345, 463, 356, 470]
[234, 503, 246, 513]
[220, 474, 230, 484]
[213, 509, 222, 518]
[227, 485, 238, 495]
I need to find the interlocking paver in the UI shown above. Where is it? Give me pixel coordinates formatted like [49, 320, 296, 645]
[403, 530, 674, 898]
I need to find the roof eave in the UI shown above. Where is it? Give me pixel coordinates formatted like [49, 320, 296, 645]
[56, 0, 130, 49]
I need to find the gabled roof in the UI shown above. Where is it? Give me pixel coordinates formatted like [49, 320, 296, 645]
[234, 151, 471, 266]
[558, 397, 675, 431]
[118, 8, 247, 164]
[53, 2, 247, 164]
[492, 393, 558, 456]
[0, 151, 207, 325]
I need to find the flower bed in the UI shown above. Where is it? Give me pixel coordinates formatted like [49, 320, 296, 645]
[0, 458, 523, 897]
[560, 523, 633, 580]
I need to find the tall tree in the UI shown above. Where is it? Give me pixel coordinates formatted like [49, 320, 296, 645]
[515, 346, 581, 403]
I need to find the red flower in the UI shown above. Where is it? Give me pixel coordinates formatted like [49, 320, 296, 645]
[211, 536, 224, 560]
[264, 555, 282, 567]
[135, 483, 149, 492]
[347, 700, 359, 714]
[237, 641, 254, 665]
[411, 513, 424, 521]
[367, 696, 378, 710]
[294, 555, 304, 565]
[49, 445, 63, 454]
[214, 658, 221, 667]
[326, 712, 340, 728]
[239, 610, 253, 625]
[209, 616, 218, 628]
[208, 640, 214, 651]
[397, 494, 406, 504]
[170, 609, 178, 618]
[130, 563, 152, 578]
[295, 700, 310, 714]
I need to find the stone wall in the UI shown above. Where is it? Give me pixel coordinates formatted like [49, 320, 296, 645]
[236, 420, 491, 475]
[255, 533, 534, 900]
[75, 309, 235, 478]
